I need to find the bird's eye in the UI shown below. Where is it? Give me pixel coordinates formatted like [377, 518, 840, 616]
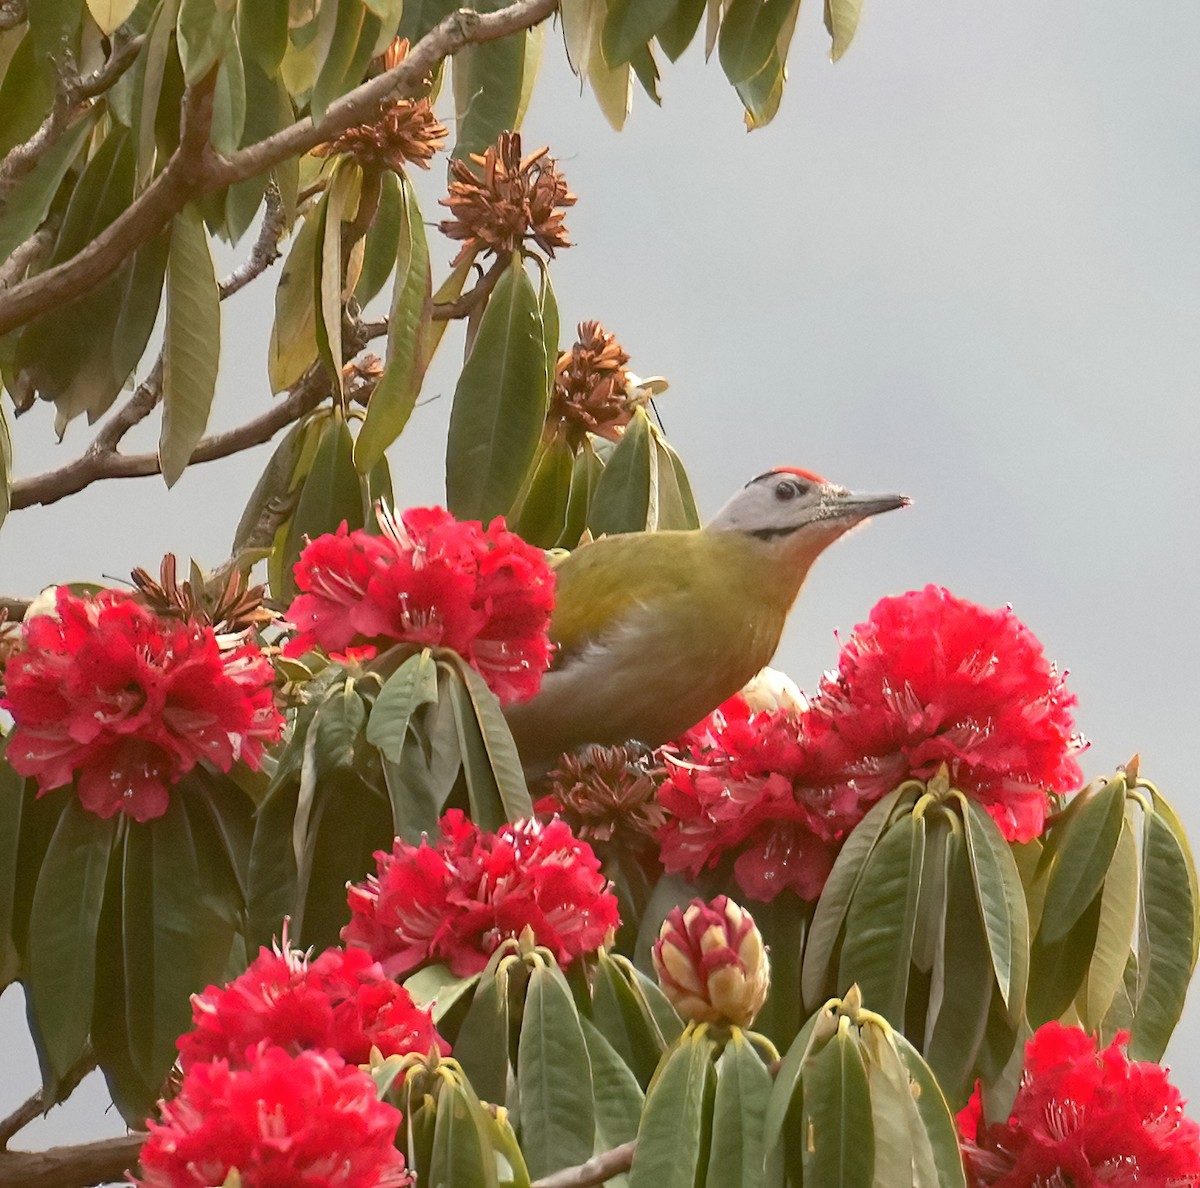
[775, 479, 806, 501]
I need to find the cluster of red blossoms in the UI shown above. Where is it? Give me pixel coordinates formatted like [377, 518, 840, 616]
[344, 810, 620, 977]
[2, 588, 282, 822]
[285, 506, 555, 704]
[657, 586, 1084, 902]
[958, 1023, 1200, 1186]
[137, 939, 444, 1187]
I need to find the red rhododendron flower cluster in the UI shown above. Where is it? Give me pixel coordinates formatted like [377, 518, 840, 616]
[178, 939, 449, 1071]
[657, 586, 1084, 902]
[808, 584, 1084, 842]
[343, 810, 620, 977]
[284, 506, 555, 704]
[2, 588, 283, 822]
[135, 1044, 411, 1188]
[957, 1022, 1200, 1186]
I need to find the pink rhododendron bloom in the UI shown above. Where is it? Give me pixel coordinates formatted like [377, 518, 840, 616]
[284, 506, 555, 704]
[135, 1044, 411, 1188]
[2, 588, 282, 822]
[958, 1022, 1200, 1186]
[178, 940, 448, 1071]
[344, 810, 620, 977]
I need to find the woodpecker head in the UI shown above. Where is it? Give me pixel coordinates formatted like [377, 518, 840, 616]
[706, 467, 909, 544]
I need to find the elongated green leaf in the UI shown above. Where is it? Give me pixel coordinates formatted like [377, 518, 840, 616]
[453, 972, 511, 1106]
[587, 405, 654, 536]
[589, 952, 668, 1088]
[706, 1032, 774, 1187]
[837, 812, 925, 1027]
[1028, 894, 1102, 1026]
[399, 0, 459, 41]
[27, 0, 84, 79]
[513, 438, 574, 549]
[1038, 776, 1125, 944]
[314, 161, 363, 396]
[1075, 817, 1137, 1031]
[452, 5, 529, 159]
[651, 430, 699, 531]
[628, 1032, 714, 1188]
[446, 255, 549, 521]
[1130, 804, 1198, 1061]
[231, 416, 308, 553]
[601, 0, 679, 67]
[961, 797, 1029, 1015]
[803, 785, 913, 1010]
[355, 172, 433, 473]
[238, 0, 290, 74]
[430, 1077, 499, 1188]
[268, 211, 321, 392]
[518, 963, 596, 1179]
[316, 681, 366, 769]
[801, 1027, 875, 1188]
[354, 171, 402, 305]
[1145, 786, 1200, 962]
[824, 0, 862, 61]
[862, 1030, 919, 1188]
[367, 650, 440, 762]
[718, 0, 794, 84]
[657, 0, 707, 60]
[177, 0, 236, 83]
[447, 655, 534, 826]
[246, 782, 301, 949]
[580, 1016, 644, 1151]
[892, 1033, 968, 1188]
[0, 744, 23, 986]
[27, 804, 116, 1087]
[159, 204, 221, 487]
[210, 27, 247, 156]
[310, 0, 367, 122]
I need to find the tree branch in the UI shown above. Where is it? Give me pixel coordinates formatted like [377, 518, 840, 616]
[0, 35, 144, 204]
[0, 227, 55, 290]
[531, 1141, 636, 1188]
[0, 1133, 145, 1188]
[0, 0, 560, 339]
[432, 253, 510, 321]
[0, 1054, 97, 1151]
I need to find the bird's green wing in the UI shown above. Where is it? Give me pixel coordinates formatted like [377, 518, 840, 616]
[549, 531, 703, 662]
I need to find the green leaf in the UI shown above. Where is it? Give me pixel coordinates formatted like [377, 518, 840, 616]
[230, 415, 308, 553]
[587, 406, 655, 536]
[657, 0, 707, 60]
[513, 438, 575, 549]
[314, 161, 363, 396]
[453, 971, 512, 1106]
[26, 803, 116, 1088]
[892, 1033, 968, 1188]
[238, 0, 290, 75]
[801, 1027, 875, 1188]
[824, 0, 862, 61]
[446, 254, 549, 521]
[837, 811, 925, 1028]
[177, 0, 237, 83]
[354, 170, 402, 305]
[628, 1031, 715, 1188]
[961, 797, 1030, 1016]
[268, 210, 321, 392]
[651, 430, 700, 530]
[1028, 894, 1102, 1027]
[159, 204, 221, 487]
[452, 5, 530, 159]
[803, 785, 913, 1010]
[246, 781, 301, 950]
[430, 1077, 500, 1188]
[580, 1016, 645, 1151]
[367, 650, 440, 762]
[133, 0, 181, 187]
[27, 0, 84, 81]
[354, 172, 433, 473]
[310, 0, 367, 123]
[601, 0, 679, 68]
[447, 655, 533, 826]
[1130, 802, 1198, 1061]
[210, 25, 247, 157]
[0, 743, 23, 986]
[85, 0, 136, 34]
[518, 963, 597, 1178]
[556, 438, 603, 548]
[315, 680, 367, 768]
[1038, 776, 1125, 944]
[718, 0, 794, 84]
[1075, 816, 1137, 1031]
[706, 1032, 774, 1188]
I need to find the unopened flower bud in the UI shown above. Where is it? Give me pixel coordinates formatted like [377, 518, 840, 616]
[652, 896, 770, 1028]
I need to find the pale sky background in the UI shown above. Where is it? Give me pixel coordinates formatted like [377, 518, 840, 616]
[2, 0, 1198, 1155]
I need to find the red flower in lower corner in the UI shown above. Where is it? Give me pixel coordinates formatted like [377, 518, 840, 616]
[284, 506, 555, 704]
[958, 1023, 1200, 1187]
[343, 810, 620, 978]
[178, 939, 449, 1072]
[2, 588, 282, 822]
[135, 1044, 411, 1188]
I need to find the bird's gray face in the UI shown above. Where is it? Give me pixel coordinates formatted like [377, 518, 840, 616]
[707, 468, 909, 540]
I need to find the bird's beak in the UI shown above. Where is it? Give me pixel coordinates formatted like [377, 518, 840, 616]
[821, 489, 910, 522]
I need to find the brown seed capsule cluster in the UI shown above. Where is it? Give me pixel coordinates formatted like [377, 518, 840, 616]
[542, 743, 668, 848]
[549, 321, 634, 446]
[439, 132, 576, 265]
[131, 555, 275, 642]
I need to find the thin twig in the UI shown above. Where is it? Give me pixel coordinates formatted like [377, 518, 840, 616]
[0, 227, 55, 290]
[531, 1141, 637, 1188]
[218, 182, 287, 301]
[0, 0, 560, 338]
[0, 1051, 98, 1150]
[432, 253, 510, 321]
[0, 35, 144, 203]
